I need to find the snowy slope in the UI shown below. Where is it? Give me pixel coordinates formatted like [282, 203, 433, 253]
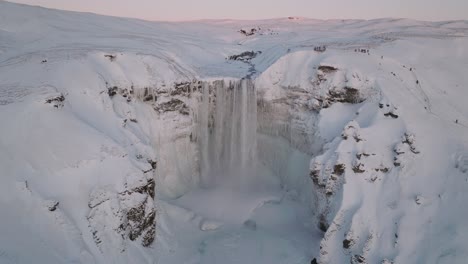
[1, 1, 468, 263]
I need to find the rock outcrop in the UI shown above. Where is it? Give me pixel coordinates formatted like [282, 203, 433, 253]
[87, 173, 156, 252]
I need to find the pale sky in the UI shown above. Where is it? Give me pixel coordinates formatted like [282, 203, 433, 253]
[7, 0, 468, 21]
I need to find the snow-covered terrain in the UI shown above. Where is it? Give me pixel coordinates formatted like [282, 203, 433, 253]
[1, 1, 468, 263]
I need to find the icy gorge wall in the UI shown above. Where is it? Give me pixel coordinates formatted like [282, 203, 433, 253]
[60, 48, 468, 264]
[135, 78, 317, 200]
[4, 47, 466, 264]
[0, 48, 405, 263]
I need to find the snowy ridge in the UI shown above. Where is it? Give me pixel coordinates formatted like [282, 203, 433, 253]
[1, 1, 468, 263]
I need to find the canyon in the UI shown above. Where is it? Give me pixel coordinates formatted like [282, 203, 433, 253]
[1, 1, 468, 263]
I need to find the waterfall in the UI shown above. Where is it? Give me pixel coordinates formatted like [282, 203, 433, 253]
[194, 79, 257, 188]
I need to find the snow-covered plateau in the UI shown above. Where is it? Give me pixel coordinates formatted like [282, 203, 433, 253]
[1, 1, 468, 263]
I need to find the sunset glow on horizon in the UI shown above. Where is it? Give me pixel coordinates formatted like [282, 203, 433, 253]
[7, 0, 468, 21]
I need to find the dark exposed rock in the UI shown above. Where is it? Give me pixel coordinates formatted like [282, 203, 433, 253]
[143, 94, 156, 102]
[415, 195, 423, 205]
[107, 86, 133, 100]
[147, 159, 157, 170]
[314, 46, 327, 52]
[354, 134, 363, 142]
[92, 230, 102, 245]
[140, 175, 156, 189]
[123, 118, 139, 127]
[310, 169, 325, 188]
[171, 82, 191, 96]
[132, 178, 155, 199]
[394, 147, 405, 155]
[179, 105, 190, 115]
[318, 65, 338, 73]
[127, 204, 146, 230]
[333, 164, 345, 176]
[88, 176, 157, 249]
[154, 98, 189, 115]
[328, 87, 364, 104]
[228, 51, 260, 62]
[384, 112, 399, 118]
[343, 238, 353, 249]
[239, 28, 258, 36]
[356, 153, 370, 160]
[394, 157, 401, 167]
[122, 178, 156, 244]
[142, 225, 155, 247]
[319, 215, 329, 232]
[45, 94, 65, 108]
[354, 255, 366, 263]
[47, 201, 59, 211]
[355, 48, 369, 53]
[378, 167, 389, 173]
[125, 177, 156, 245]
[139, 87, 157, 101]
[403, 133, 420, 154]
[104, 54, 117, 61]
[311, 258, 318, 264]
[128, 205, 155, 243]
[108, 86, 118, 97]
[352, 163, 365, 173]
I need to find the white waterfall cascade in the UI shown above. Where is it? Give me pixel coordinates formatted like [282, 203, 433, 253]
[158, 79, 321, 264]
[194, 80, 258, 190]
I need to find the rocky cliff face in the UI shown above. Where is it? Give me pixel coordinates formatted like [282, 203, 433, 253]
[87, 175, 156, 251]
[254, 55, 419, 263]
[86, 74, 319, 253]
[65, 53, 430, 263]
[93, 58, 378, 250]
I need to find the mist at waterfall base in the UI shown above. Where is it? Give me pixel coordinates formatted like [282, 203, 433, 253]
[158, 80, 321, 263]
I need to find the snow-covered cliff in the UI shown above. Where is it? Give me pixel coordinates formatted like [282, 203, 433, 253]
[1, 1, 468, 263]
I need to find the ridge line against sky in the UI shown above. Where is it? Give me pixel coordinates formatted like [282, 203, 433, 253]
[5, 0, 468, 22]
